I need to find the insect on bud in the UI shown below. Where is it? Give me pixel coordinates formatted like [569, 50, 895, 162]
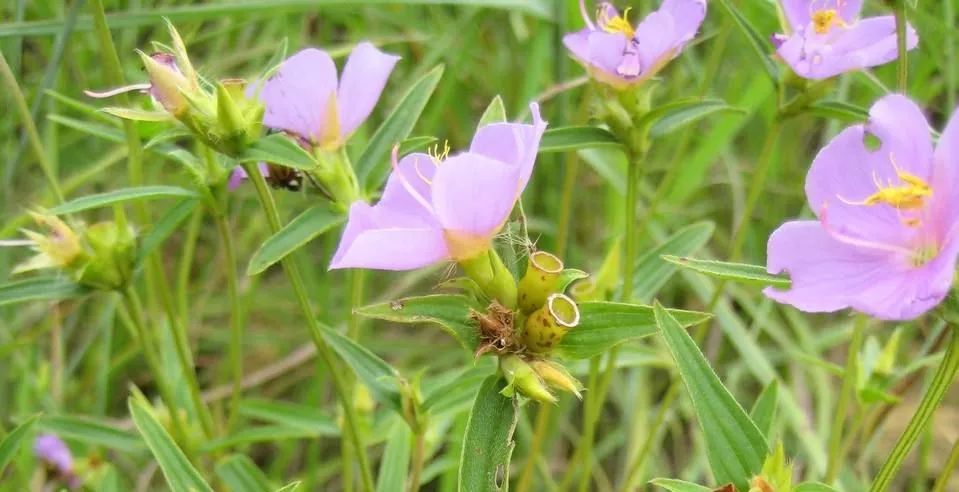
[500, 355, 556, 403]
[522, 293, 580, 354]
[529, 359, 584, 399]
[518, 250, 564, 314]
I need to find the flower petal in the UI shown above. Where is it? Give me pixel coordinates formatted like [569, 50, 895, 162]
[257, 48, 338, 143]
[781, 0, 812, 28]
[563, 29, 593, 67]
[781, 0, 863, 29]
[469, 103, 547, 191]
[633, 10, 677, 71]
[336, 42, 400, 138]
[431, 152, 521, 238]
[931, 103, 959, 235]
[377, 152, 439, 223]
[659, 0, 707, 44]
[330, 201, 448, 271]
[586, 31, 629, 75]
[862, 93, 932, 182]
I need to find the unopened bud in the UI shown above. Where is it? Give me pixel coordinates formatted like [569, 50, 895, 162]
[529, 360, 583, 399]
[500, 355, 556, 403]
[139, 51, 189, 116]
[522, 293, 580, 353]
[76, 221, 136, 290]
[11, 212, 83, 275]
[518, 251, 564, 313]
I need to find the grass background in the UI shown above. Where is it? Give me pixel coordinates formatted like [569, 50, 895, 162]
[1, 0, 958, 490]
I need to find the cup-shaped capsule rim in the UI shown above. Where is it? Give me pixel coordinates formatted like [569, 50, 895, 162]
[547, 293, 580, 328]
[529, 250, 564, 274]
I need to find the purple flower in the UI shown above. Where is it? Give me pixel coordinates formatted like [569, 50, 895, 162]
[330, 103, 547, 271]
[775, 0, 918, 80]
[35, 434, 79, 488]
[563, 0, 706, 89]
[765, 95, 959, 321]
[251, 43, 400, 150]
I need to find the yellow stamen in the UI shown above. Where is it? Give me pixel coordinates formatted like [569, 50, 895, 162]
[600, 7, 635, 39]
[840, 155, 932, 211]
[428, 140, 451, 163]
[811, 9, 846, 34]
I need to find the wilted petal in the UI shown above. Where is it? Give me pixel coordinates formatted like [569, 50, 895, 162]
[336, 42, 400, 138]
[257, 48, 338, 143]
[431, 152, 521, 241]
[469, 103, 547, 191]
[330, 201, 448, 270]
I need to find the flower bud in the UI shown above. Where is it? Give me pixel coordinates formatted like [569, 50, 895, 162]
[529, 359, 583, 399]
[522, 293, 580, 354]
[213, 79, 264, 156]
[500, 355, 555, 403]
[12, 212, 83, 274]
[749, 442, 792, 492]
[518, 251, 564, 314]
[458, 248, 518, 309]
[139, 50, 191, 116]
[75, 221, 136, 290]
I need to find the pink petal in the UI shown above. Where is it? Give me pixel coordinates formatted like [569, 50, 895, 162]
[330, 201, 448, 271]
[336, 42, 400, 138]
[468, 102, 547, 191]
[781, 0, 812, 28]
[377, 152, 439, 223]
[931, 104, 959, 240]
[431, 152, 521, 238]
[586, 31, 629, 75]
[633, 10, 677, 71]
[659, 0, 707, 44]
[864, 93, 932, 180]
[258, 48, 338, 143]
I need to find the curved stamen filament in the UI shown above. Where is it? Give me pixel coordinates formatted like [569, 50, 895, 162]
[579, 0, 596, 30]
[84, 83, 152, 99]
[819, 205, 915, 257]
[391, 145, 434, 215]
[599, 6, 635, 38]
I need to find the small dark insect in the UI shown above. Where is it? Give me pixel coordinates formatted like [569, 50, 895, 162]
[471, 302, 518, 357]
[264, 163, 304, 191]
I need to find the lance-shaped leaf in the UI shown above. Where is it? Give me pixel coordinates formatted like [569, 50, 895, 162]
[128, 398, 213, 492]
[715, 0, 780, 84]
[38, 414, 143, 452]
[538, 126, 620, 153]
[458, 376, 518, 492]
[48, 186, 197, 215]
[0, 277, 88, 307]
[807, 101, 869, 122]
[662, 256, 791, 289]
[750, 381, 779, 440]
[355, 295, 480, 350]
[477, 95, 507, 127]
[0, 416, 38, 476]
[654, 303, 767, 491]
[357, 65, 444, 191]
[632, 221, 715, 302]
[556, 302, 711, 360]
[215, 454, 273, 492]
[639, 98, 744, 139]
[247, 205, 345, 275]
[238, 133, 318, 171]
[318, 324, 403, 412]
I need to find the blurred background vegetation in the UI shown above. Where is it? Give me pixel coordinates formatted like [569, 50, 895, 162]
[1, 0, 958, 490]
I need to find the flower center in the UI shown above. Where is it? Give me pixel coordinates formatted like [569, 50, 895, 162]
[840, 156, 932, 216]
[599, 7, 635, 39]
[811, 9, 845, 34]
[910, 243, 939, 267]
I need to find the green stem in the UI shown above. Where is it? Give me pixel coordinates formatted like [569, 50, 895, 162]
[0, 50, 64, 203]
[869, 326, 959, 492]
[895, 0, 909, 93]
[932, 437, 959, 492]
[242, 163, 374, 492]
[212, 208, 244, 431]
[825, 315, 866, 483]
[120, 287, 189, 447]
[409, 430, 426, 492]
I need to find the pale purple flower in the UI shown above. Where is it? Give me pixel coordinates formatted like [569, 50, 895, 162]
[251, 43, 400, 150]
[775, 0, 918, 80]
[330, 103, 547, 271]
[563, 0, 706, 89]
[35, 434, 79, 488]
[765, 95, 959, 321]
[228, 163, 270, 191]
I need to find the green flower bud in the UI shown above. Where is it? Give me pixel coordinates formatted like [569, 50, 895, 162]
[12, 212, 84, 274]
[500, 355, 555, 404]
[522, 293, 580, 354]
[75, 221, 136, 290]
[459, 248, 518, 309]
[529, 359, 583, 399]
[750, 442, 793, 492]
[518, 251, 564, 314]
[138, 50, 191, 117]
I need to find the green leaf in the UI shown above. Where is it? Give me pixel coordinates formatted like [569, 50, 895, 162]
[458, 376, 518, 492]
[201, 425, 331, 454]
[806, 100, 870, 122]
[0, 415, 38, 476]
[239, 133, 318, 171]
[398, 135, 438, 155]
[48, 186, 197, 215]
[247, 205, 345, 275]
[478, 95, 507, 127]
[633, 221, 715, 302]
[215, 454, 273, 492]
[749, 381, 779, 440]
[556, 302, 711, 360]
[794, 482, 840, 492]
[238, 399, 338, 434]
[376, 421, 412, 492]
[557, 268, 589, 293]
[138, 198, 198, 265]
[38, 415, 143, 452]
[274, 482, 301, 492]
[642, 98, 745, 138]
[319, 325, 403, 412]
[357, 65, 444, 190]
[538, 126, 620, 153]
[649, 478, 713, 492]
[128, 398, 213, 492]
[714, 0, 780, 84]
[355, 295, 479, 351]
[654, 303, 768, 491]
[662, 256, 791, 289]
[0, 276, 88, 306]
[101, 107, 171, 122]
[422, 361, 496, 415]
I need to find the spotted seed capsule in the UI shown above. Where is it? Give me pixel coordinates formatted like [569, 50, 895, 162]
[522, 293, 580, 353]
[518, 251, 564, 314]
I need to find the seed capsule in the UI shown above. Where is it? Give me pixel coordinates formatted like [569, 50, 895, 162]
[518, 251, 564, 314]
[522, 293, 580, 353]
[529, 360, 584, 399]
[500, 355, 555, 403]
